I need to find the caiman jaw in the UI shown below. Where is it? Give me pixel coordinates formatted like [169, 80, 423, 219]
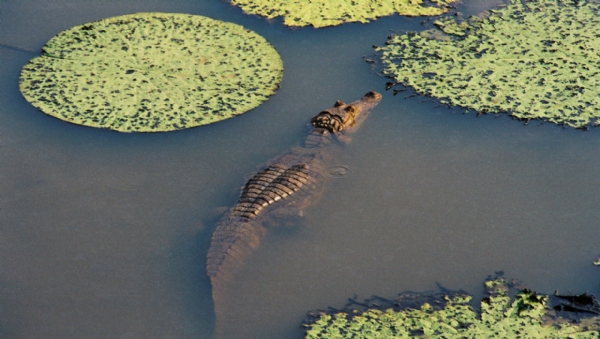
[311, 91, 382, 133]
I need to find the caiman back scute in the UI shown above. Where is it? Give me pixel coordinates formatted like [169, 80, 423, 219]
[234, 164, 311, 219]
[206, 162, 323, 284]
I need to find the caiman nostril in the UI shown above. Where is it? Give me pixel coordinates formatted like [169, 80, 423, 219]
[363, 91, 382, 101]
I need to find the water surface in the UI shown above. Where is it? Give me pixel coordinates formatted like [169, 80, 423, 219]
[2, 1, 600, 338]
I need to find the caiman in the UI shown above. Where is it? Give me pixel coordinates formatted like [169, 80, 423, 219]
[206, 91, 382, 336]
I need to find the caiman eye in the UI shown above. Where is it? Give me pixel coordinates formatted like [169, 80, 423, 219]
[342, 105, 358, 123]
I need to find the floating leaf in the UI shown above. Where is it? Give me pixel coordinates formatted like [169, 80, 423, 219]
[377, 0, 600, 128]
[229, 0, 458, 28]
[302, 278, 600, 338]
[19, 13, 283, 132]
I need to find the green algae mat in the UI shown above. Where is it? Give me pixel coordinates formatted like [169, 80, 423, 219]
[303, 277, 600, 338]
[19, 13, 283, 132]
[377, 0, 600, 128]
[229, 0, 457, 28]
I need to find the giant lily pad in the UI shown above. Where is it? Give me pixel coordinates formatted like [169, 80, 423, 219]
[303, 277, 600, 338]
[377, 0, 600, 128]
[19, 13, 284, 132]
[229, 0, 457, 28]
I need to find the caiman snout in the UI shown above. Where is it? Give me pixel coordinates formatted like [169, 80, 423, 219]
[362, 91, 383, 102]
[311, 91, 381, 133]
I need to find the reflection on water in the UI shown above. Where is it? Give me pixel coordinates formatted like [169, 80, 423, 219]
[2, 0, 600, 338]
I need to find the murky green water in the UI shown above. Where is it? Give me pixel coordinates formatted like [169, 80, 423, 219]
[2, 1, 600, 338]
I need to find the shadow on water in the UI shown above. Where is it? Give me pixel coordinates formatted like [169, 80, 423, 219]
[168, 217, 217, 339]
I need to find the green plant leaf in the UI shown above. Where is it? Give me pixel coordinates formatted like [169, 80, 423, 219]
[229, 0, 458, 28]
[377, 0, 600, 128]
[19, 13, 283, 132]
[302, 277, 600, 338]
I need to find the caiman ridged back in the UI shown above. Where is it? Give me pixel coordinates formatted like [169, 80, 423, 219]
[233, 164, 311, 219]
[207, 163, 314, 284]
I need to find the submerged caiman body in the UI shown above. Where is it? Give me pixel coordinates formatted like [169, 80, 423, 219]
[207, 91, 382, 335]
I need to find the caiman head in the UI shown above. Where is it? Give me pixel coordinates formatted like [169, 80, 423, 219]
[311, 91, 382, 135]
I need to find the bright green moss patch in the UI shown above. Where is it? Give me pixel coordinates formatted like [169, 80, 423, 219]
[229, 0, 458, 28]
[377, 0, 600, 128]
[303, 278, 600, 338]
[19, 13, 283, 132]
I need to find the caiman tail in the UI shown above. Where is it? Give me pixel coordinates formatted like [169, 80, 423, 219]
[207, 215, 267, 336]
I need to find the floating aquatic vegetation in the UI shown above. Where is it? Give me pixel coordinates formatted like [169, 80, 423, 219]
[229, 0, 457, 28]
[303, 277, 600, 338]
[19, 13, 283, 132]
[377, 0, 600, 128]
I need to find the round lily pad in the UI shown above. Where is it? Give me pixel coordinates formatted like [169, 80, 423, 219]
[377, 0, 600, 128]
[230, 0, 457, 28]
[19, 13, 284, 132]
